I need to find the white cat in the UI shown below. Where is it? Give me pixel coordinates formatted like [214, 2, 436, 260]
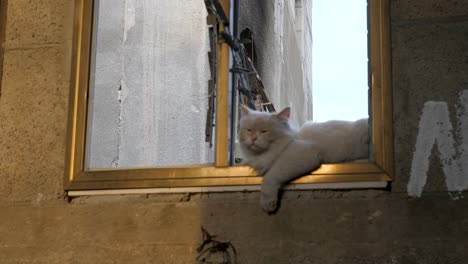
[238, 106, 369, 213]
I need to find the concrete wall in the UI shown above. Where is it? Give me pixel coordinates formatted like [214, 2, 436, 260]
[391, 0, 468, 195]
[88, 0, 213, 168]
[239, 0, 313, 128]
[1, 0, 468, 263]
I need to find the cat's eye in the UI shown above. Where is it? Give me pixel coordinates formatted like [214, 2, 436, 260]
[260, 130, 267, 134]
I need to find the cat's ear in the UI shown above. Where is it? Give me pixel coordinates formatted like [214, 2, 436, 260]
[240, 104, 252, 116]
[275, 107, 290, 123]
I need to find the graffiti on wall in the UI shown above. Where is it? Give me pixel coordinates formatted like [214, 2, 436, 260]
[408, 90, 468, 197]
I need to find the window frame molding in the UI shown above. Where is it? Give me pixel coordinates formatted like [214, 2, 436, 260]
[64, 0, 393, 191]
[0, 0, 7, 99]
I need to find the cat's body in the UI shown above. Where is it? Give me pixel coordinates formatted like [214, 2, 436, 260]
[238, 106, 368, 213]
[298, 118, 369, 163]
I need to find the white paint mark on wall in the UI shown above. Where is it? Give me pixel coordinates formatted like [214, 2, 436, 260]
[408, 90, 468, 197]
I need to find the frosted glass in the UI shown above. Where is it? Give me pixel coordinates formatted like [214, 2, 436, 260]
[87, 0, 214, 169]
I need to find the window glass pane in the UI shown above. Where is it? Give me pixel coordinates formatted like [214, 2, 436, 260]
[86, 0, 214, 169]
[312, 0, 368, 121]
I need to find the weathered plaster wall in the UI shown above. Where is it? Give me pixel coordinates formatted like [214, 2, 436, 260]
[239, 0, 313, 128]
[0, 0, 72, 203]
[392, 0, 468, 195]
[0, 0, 468, 263]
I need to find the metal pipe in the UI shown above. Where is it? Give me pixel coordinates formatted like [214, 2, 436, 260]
[228, 0, 241, 165]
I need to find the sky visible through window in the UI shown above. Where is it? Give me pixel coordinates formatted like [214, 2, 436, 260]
[312, 0, 368, 122]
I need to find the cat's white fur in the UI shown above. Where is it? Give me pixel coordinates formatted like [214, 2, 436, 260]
[238, 106, 369, 213]
[298, 118, 369, 163]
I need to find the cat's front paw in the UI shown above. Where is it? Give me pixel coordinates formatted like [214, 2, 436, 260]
[260, 194, 278, 214]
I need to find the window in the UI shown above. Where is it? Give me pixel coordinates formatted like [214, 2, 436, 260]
[312, 0, 368, 122]
[86, 0, 215, 169]
[65, 0, 392, 193]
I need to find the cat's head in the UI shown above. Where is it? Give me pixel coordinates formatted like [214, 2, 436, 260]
[238, 106, 294, 155]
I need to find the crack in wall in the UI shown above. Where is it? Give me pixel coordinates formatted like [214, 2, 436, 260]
[114, 82, 124, 168]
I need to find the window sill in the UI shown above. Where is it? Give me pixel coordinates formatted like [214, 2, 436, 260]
[67, 163, 391, 197]
[67, 180, 388, 197]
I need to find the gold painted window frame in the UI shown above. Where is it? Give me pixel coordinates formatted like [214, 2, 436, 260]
[0, 0, 7, 98]
[64, 0, 393, 191]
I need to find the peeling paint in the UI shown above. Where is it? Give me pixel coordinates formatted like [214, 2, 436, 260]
[114, 80, 124, 168]
[408, 90, 468, 197]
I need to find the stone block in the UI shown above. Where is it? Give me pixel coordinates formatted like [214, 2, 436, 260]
[0, 47, 69, 203]
[392, 20, 468, 192]
[4, 0, 73, 49]
[1, 193, 468, 263]
[392, 0, 468, 20]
